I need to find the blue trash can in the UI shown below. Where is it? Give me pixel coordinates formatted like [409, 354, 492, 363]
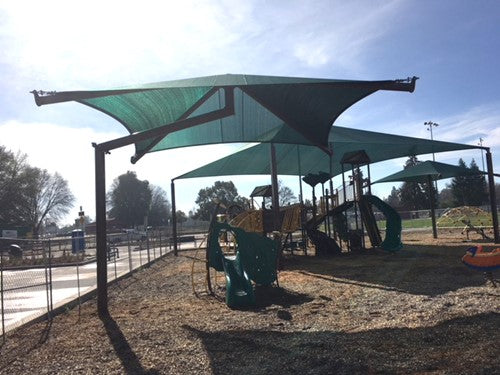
[71, 229, 85, 253]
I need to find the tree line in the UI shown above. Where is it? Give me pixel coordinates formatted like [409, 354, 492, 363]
[384, 156, 490, 210]
[0, 145, 75, 236]
[5, 140, 490, 238]
[109, 175, 299, 225]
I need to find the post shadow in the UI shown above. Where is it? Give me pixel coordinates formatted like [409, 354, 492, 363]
[100, 313, 159, 375]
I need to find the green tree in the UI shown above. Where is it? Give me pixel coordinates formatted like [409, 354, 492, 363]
[450, 158, 487, 206]
[450, 158, 469, 206]
[148, 185, 171, 227]
[176, 210, 188, 225]
[467, 159, 488, 205]
[384, 186, 401, 209]
[398, 156, 430, 210]
[108, 171, 152, 227]
[438, 185, 454, 208]
[194, 181, 248, 220]
[0, 146, 31, 226]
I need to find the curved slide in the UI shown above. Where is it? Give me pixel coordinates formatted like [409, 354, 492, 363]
[222, 253, 255, 308]
[207, 221, 278, 308]
[305, 201, 354, 256]
[362, 195, 402, 252]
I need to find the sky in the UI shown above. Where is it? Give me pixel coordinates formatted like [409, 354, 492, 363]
[1, 0, 499, 225]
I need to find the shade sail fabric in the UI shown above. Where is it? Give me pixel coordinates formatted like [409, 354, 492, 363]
[372, 160, 484, 184]
[174, 126, 478, 180]
[33, 74, 417, 160]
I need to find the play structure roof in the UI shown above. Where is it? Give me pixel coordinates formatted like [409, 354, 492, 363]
[174, 126, 478, 180]
[250, 185, 273, 197]
[33, 74, 417, 161]
[372, 160, 484, 184]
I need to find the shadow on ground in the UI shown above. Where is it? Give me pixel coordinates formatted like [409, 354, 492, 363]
[253, 285, 314, 309]
[101, 313, 160, 375]
[183, 312, 499, 374]
[282, 244, 494, 296]
[0, 320, 52, 371]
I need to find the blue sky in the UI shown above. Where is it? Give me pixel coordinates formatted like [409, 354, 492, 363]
[1, 0, 499, 224]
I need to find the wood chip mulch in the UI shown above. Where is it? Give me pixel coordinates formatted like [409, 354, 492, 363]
[0, 229, 498, 374]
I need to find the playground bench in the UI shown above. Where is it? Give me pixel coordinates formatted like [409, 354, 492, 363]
[107, 245, 119, 261]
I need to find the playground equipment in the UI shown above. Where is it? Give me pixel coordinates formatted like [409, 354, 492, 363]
[462, 245, 500, 287]
[462, 246, 500, 272]
[305, 201, 353, 256]
[360, 195, 402, 252]
[191, 203, 279, 309]
[229, 201, 304, 255]
[303, 151, 403, 255]
[438, 206, 493, 241]
[207, 221, 279, 308]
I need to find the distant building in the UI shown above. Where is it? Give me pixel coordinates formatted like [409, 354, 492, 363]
[84, 218, 123, 235]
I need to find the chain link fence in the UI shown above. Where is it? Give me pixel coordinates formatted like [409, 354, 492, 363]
[0, 226, 206, 342]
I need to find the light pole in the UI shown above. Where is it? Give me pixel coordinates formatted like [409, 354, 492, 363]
[478, 137, 485, 171]
[424, 121, 439, 162]
[424, 121, 439, 203]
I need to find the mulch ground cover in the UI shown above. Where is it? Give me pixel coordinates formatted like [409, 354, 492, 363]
[0, 229, 498, 374]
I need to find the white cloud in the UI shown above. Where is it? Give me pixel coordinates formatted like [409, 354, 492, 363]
[0, 120, 243, 224]
[289, 0, 403, 70]
[0, 0, 407, 90]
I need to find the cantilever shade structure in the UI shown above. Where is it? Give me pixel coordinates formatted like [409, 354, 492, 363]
[32, 73, 419, 316]
[373, 160, 490, 239]
[372, 160, 484, 184]
[174, 126, 480, 180]
[33, 74, 418, 159]
[173, 128, 499, 245]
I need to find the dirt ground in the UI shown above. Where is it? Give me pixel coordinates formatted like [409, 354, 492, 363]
[0, 229, 499, 374]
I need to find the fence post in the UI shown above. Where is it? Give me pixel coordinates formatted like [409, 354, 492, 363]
[127, 233, 132, 273]
[48, 239, 53, 314]
[152, 231, 156, 260]
[1, 250, 5, 342]
[76, 256, 81, 317]
[146, 230, 151, 263]
[44, 240, 51, 321]
[113, 251, 118, 280]
[159, 230, 162, 257]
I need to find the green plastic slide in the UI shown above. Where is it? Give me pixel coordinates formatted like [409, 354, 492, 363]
[207, 221, 278, 308]
[363, 195, 403, 252]
[222, 253, 255, 308]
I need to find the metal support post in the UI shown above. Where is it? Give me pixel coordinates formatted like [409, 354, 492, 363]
[95, 147, 108, 317]
[486, 149, 499, 243]
[427, 175, 438, 239]
[270, 143, 280, 231]
[171, 180, 178, 255]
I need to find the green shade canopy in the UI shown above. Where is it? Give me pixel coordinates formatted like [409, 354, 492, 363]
[174, 126, 479, 180]
[372, 160, 484, 184]
[33, 74, 417, 161]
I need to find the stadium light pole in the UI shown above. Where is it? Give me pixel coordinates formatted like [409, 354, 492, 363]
[478, 137, 485, 171]
[424, 121, 440, 204]
[424, 121, 439, 162]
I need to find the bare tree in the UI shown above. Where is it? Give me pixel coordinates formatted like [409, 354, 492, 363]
[278, 180, 297, 206]
[27, 170, 75, 236]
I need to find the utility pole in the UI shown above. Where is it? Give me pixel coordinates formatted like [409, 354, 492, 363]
[478, 137, 485, 171]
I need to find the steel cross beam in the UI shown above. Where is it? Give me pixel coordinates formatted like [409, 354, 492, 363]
[93, 88, 235, 317]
